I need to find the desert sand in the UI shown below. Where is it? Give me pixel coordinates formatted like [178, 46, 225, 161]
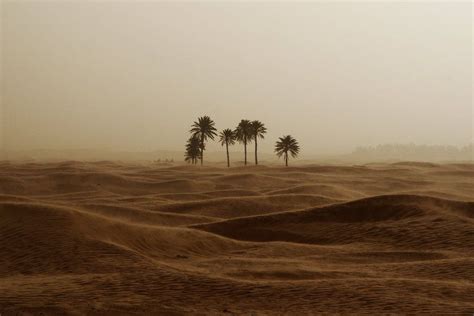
[0, 160, 473, 314]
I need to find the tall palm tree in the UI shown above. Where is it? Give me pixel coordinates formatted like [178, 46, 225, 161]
[185, 135, 201, 164]
[235, 119, 253, 165]
[190, 116, 217, 165]
[219, 129, 236, 168]
[250, 120, 267, 165]
[275, 135, 300, 167]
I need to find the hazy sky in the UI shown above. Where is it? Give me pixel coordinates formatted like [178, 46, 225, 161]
[1, 1, 473, 156]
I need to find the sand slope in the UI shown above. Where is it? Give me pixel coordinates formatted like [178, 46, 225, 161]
[0, 161, 473, 314]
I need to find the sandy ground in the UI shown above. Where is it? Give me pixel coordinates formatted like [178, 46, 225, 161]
[0, 160, 473, 315]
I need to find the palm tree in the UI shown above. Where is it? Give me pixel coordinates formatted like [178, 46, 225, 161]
[190, 116, 217, 165]
[275, 135, 300, 167]
[250, 120, 267, 165]
[185, 135, 201, 164]
[219, 129, 236, 168]
[235, 119, 253, 165]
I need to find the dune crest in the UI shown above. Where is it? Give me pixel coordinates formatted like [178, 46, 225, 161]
[1, 161, 473, 314]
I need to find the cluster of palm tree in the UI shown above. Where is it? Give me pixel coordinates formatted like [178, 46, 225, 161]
[186, 116, 217, 165]
[185, 116, 300, 167]
[184, 135, 201, 164]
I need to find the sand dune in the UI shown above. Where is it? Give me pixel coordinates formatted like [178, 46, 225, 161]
[0, 161, 473, 314]
[195, 195, 474, 248]
[150, 194, 338, 219]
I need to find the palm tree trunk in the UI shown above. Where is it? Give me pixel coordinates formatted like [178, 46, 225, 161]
[285, 152, 288, 167]
[226, 142, 230, 168]
[254, 136, 258, 165]
[200, 133, 204, 166]
[244, 139, 247, 165]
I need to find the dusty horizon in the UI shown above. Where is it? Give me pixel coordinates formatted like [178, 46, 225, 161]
[1, 1, 473, 157]
[1, 143, 473, 163]
[1, 2, 474, 314]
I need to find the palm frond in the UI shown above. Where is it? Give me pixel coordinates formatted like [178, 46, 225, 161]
[190, 116, 218, 141]
[235, 119, 253, 144]
[250, 120, 267, 140]
[274, 135, 300, 161]
[219, 129, 236, 146]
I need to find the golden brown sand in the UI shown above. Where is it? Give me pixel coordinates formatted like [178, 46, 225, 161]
[0, 161, 473, 314]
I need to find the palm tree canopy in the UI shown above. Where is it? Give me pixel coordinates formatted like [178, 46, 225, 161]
[275, 135, 300, 158]
[250, 120, 267, 140]
[189, 116, 218, 141]
[184, 152, 195, 162]
[185, 135, 201, 161]
[235, 119, 253, 144]
[219, 129, 236, 146]
[186, 135, 201, 151]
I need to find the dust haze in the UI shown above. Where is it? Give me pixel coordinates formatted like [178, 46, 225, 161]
[1, 1, 472, 160]
[1, 2, 474, 315]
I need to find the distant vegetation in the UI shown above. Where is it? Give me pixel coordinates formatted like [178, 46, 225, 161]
[189, 116, 218, 165]
[250, 120, 267, 165]
[186, 116, 298, 166]
[219, 129, 236, 168]
[235, 119, 253, 165]
[184, 135, 201, 165]
[275, 135, 300, 167]
[351, 144, 473, 162]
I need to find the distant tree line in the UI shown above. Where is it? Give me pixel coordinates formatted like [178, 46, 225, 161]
[351, 144, 474, 161]
[185, 116, 300, 167]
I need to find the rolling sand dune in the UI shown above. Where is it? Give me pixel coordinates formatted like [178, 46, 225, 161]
[1, 161, 473, 314]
